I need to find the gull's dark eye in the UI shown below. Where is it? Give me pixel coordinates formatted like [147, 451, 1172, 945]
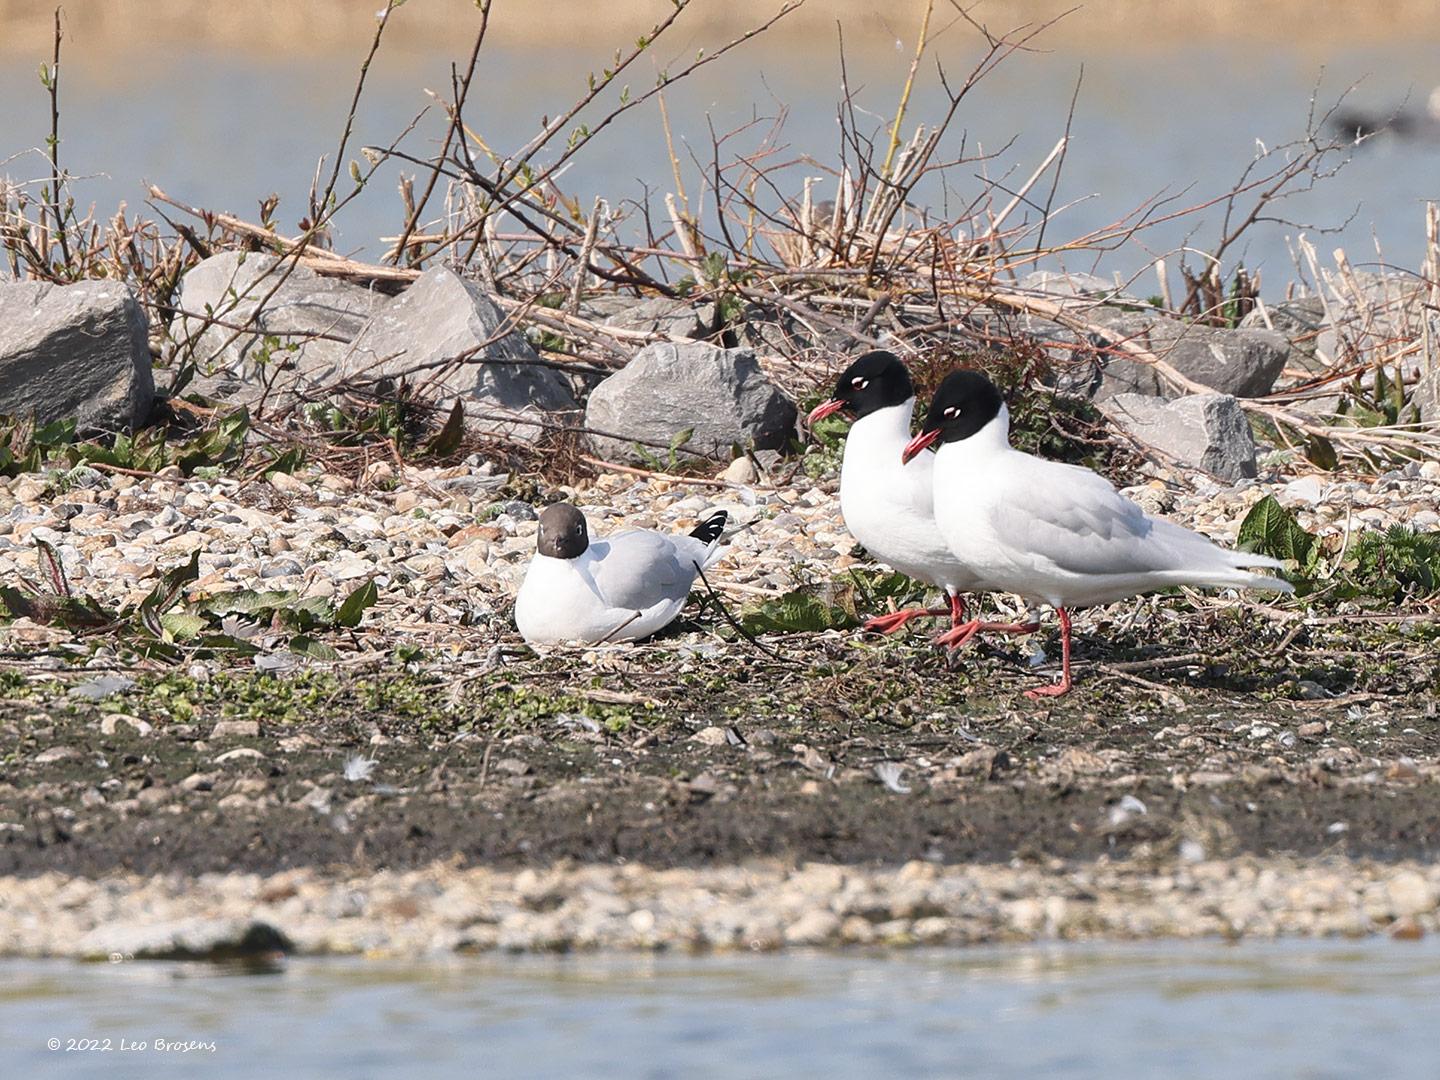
[851, 377, 869, 390]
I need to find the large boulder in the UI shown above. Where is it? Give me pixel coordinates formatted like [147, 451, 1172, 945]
[579, 295, 719, 340]
[585, 341, 796, 463]
[1053, 309, 1289, 401]
[345, 267, 578, 443]
[169, 250, 381, 400]
[170, 257, 578, 442]
[1416, 368, 1440, 424]
[1102, 392, 1258, 481]
[0, 279, 154, 432]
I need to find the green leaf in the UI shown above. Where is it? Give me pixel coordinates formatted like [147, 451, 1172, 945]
[335, 580, 379, 629]
[1237, 495, 1316, 567]
[260, 446, 305, 475]
[289, 635, 340, 661]
[159, 612, 209, 642]
[424, 399, 466, 457]
[0, 585, 41, 621]
[740, 589, 860, 635]
[141, 549, 202, 615]
[1304, 435, 1339, 471]
[34, 538, 71, 597]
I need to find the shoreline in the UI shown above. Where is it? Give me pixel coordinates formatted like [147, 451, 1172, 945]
[2, 1, 1440, 57]
[2, 856, 1435, 960]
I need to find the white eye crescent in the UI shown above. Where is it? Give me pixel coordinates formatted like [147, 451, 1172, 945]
[943, 405, 959, 418]
[851, 377, 869, 389]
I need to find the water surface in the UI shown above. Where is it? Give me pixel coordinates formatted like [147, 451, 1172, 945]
[2, 25, 1440, 289]
[4, 940, 1439, 1078]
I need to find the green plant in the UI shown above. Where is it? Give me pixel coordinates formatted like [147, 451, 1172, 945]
[0, 415, 75, 476]
[1237, 495, 1325, 585]
[738, 570, 925, 634]
[0, 539, 380, 662]
[1349, 526, 1440, 600]
[633, 426, 703, 473]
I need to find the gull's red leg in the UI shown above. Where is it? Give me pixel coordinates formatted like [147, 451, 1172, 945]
[863, 606, 950, 634]
[1025, 607, 1073, 699]
[935, 619, 982, 650]
[947, 592, 967, 629]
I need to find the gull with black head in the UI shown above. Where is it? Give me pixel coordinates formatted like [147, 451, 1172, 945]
[808, 350, 1036, 642]
[514, 502, 727, 645]
[903, 370, 1293, 698]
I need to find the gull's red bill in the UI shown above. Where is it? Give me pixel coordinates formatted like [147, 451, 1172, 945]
[900, 428, 940, 465]
[806, 399, 846, 424]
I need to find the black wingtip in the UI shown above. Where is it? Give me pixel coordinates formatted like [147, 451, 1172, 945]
[689, 510, 727, 545]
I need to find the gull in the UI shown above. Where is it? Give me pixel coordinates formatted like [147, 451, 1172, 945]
[514, 503, 726, 645]
[903, 370, 1292, 697]
[807, 350, 1036, 641]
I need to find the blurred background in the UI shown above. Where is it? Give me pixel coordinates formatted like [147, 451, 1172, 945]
[1, 0, 1439, 290]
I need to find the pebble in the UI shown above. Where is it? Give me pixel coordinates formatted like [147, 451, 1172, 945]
[210, 720, 260, 740]
[720, 457, 758, 485]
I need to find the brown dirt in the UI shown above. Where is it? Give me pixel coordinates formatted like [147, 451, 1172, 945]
[1, 605, 1436, 879]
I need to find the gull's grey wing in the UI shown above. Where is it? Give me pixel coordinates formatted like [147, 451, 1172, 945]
[988, 458, 1184, 578]
[589, 530, 700, 610]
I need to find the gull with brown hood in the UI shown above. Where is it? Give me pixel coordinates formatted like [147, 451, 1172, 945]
[514, 503, 727, 645]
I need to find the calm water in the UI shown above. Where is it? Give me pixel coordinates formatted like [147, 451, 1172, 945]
[3, 941, 1439, 1078]
[2, 24, 1440, 290]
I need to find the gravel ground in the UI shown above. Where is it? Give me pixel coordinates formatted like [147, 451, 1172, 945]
[2, 857, 1436, 960]
[0, 454, 1436, 957]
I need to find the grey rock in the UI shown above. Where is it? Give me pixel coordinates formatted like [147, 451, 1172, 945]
[579, 295, 718, 340]
[1239, 297, 1327, 360]
[1019, 269, 1147, 304]
[1061, 310, 1289, 400]
[585, 341, 797, 463]
[1102, 392, 1258, 481]
[77, 917, 291, 961]
[0, 279, 154, 432]
[346, 267, 577, 444]
[1313, 272, 1428, 374]
[170, 251, 381, 400]
[1416, 368, 1440, 424]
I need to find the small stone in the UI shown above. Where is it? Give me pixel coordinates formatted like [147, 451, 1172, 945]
[394, 490, 422, 513]
[214, 748, 266, 764]
[99, 714, 153, 737]
[720, 456, 758, 485]
[210, 720, 260, 740]
[1391, 917, 1425, 941]
[268, 471, 309, 496]
[783, 910, 841, 946]
[1385, 871, 1437, 918]
[690, 726, 732, 747]
[34, 746, 79, 764]
[180, 772, 217, 792]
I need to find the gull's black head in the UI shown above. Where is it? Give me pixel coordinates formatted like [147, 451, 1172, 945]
[807, 350, 914, 425]
[901, 370, 1005, 462]
[536, 503, 589, 559]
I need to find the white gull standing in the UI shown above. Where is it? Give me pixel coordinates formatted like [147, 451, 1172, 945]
[807, 350, 1036, 641]
[515, 503, 727, 645]
[902, 370, 1292, 698]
